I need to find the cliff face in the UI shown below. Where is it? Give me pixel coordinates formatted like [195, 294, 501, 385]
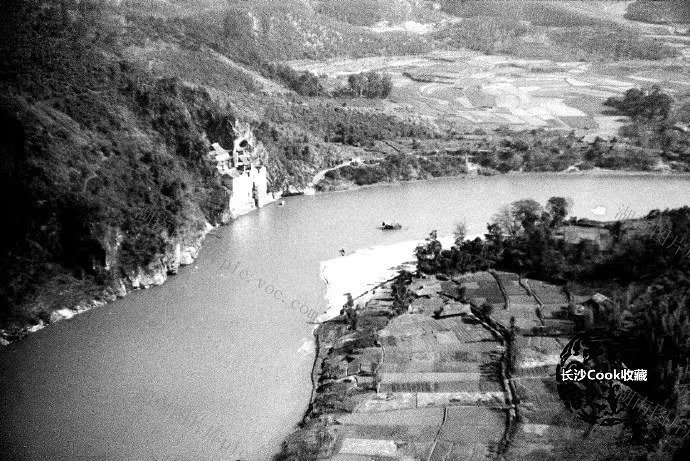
[0, 76, 285, 343]
[0, 2, 283, 343]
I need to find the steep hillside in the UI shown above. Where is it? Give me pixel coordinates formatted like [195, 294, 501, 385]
[0, 1, 231, 336]
[438, 0, 681, 60]
[219, 0, 434, 60]
[0, 0, 442, 341]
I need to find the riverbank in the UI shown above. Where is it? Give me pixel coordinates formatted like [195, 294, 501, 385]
[315, 162, 690, 196]
[0, 193, 283, 346]
[318, 235, 456, 322]
[314, 134, 690, 193]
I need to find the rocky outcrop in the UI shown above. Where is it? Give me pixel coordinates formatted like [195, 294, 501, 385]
[1, 118, 280, 345]
[0, 220, 214, 345]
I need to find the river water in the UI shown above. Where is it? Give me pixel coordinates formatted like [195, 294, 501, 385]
[1, 173, 689, 460]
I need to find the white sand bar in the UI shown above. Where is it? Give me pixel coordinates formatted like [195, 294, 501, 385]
[318, 236, 454, 322]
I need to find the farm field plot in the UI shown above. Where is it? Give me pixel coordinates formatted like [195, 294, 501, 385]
[527, 279, 568, 305]
[312, 279, 511, 460]
[288, 50, 690, 136]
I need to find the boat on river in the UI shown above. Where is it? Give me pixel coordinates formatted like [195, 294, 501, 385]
[381, 221, 402, 230]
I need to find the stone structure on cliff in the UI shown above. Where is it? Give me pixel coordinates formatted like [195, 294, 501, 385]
[208, 120, 273, 218]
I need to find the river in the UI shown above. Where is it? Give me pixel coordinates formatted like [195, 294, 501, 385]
[1, 173, 689, 460]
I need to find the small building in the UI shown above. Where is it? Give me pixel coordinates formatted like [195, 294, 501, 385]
[572, 293, 615, 330]
[558, 225, 613, 251]
[208, 121, 273, 218]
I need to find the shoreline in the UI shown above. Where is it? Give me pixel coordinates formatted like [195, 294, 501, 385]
[0, 223, 216, 346]
[313, 167, 690, 195]
[318, 235, 458, 323]
[0, 193, 284, 347]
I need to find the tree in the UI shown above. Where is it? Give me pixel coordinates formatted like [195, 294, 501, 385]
[491, 204, 520, 238]
[511, 199, 544, 232]
[490, 199, 543, 237]
[546, 196, 571, 228]
[604, 85, 673, 120]
[342, 293, 357, 330]
[347, 73, 364, 97]
[453, 222, 467, 247]
[391, 271, 413, 315]
[346, 71, 393, 99]
[415, 230, 443, 273]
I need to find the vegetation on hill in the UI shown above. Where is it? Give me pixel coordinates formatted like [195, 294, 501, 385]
[0, 0, 230, 332]
[606, 86, 690, 155]
[219, 0, 433, 60]
[0, 0, 447, 338]
[438, 0, 680, 60]
[318, 151, 467, 189]
[315, 0, 414, 27]
[625, 0, 690, 25]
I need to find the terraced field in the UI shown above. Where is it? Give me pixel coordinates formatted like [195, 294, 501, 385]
[281, 265, 690, 459]
[288, 50, 690, 137]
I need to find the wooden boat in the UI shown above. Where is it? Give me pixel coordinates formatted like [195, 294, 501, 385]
[381, 221, 402, 230]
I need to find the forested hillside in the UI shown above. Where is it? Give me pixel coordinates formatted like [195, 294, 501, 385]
[0, 0, 443, 340]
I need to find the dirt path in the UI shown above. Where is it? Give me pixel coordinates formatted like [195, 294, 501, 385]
[310, 159, 355, 186]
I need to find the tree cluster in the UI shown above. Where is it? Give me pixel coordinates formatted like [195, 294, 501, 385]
[605, 85, 673, 121]
[265, 64, 325, 97]
[345, 71, 393, 99]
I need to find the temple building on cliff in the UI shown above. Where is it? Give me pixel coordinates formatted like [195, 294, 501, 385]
[208, 120, 273, 218]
